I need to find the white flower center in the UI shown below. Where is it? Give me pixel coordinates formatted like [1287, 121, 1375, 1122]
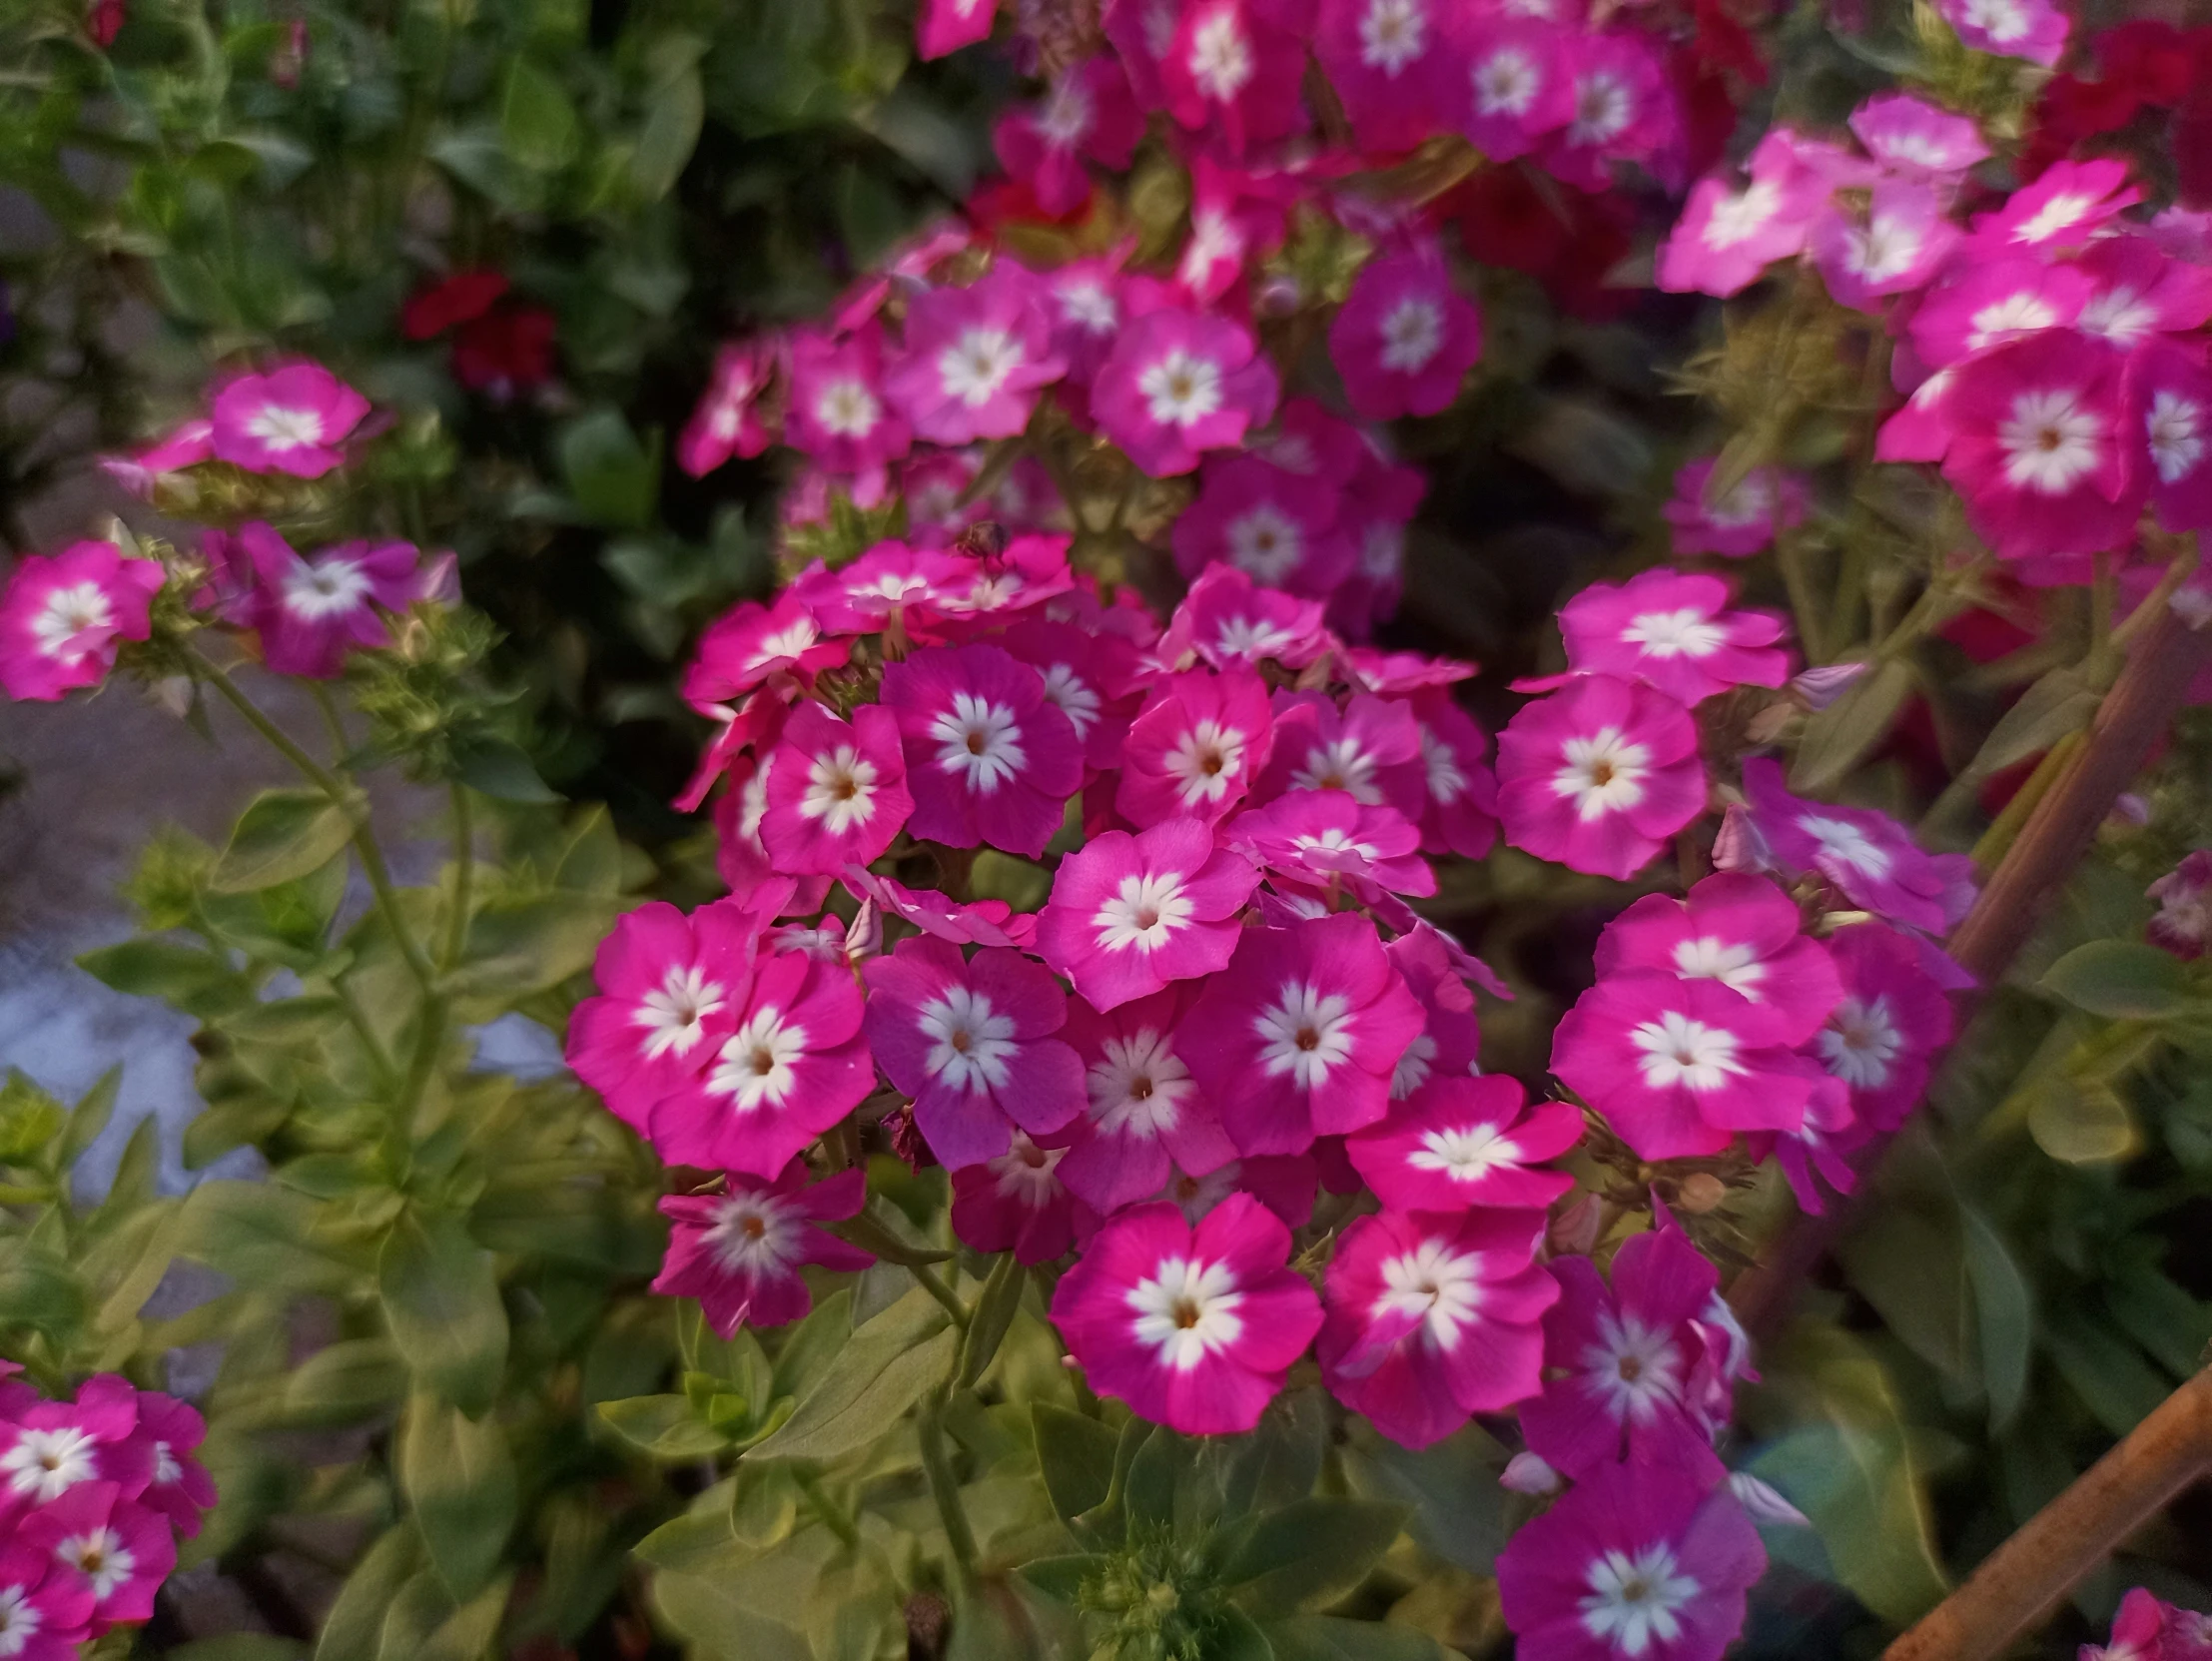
[1093, 870, 1195, 954]
[1474, 48, 1540, 116]
[1372, 1238, 1485, 1348]
[1583, 1308, 1685, 1423]
[1960, 0, 2028, 39]
[1620, 606, 1725, 660]
[1630, 1010, 1745, 1092]
[1060, 281, 1117, 334]
[708, 1006, 808, 1113]
[1127, 1254, 1244, 1369]
[2, 1427, 98, 1502]
[1215, 614, 1294, 659]
[919, 985, 1019, 1093]
[816, 379, 883, 437]
[704, 1191, 803, 1277]
[2148, 391, 2205, 484]
[1818, 995, 1903, 1089]
[283, 556, 373, 621]
[2013, 191, 2096, 246]
[1703, 471, 1773, 527]
[1570, 73, 1632, 146]
[801, 743, 881, 835]
[31, 582, 114, 657]
[1187, 11, 1254, 101]
[748, 618, 818, 671]
[1089, 1027, 1193, 1138]
[1359, 0, 1426, 74]
[939, 328, 1026, 409]
[2000, 387, 2105, 493]
[2078, 286, 2158, 347]
[1704, 180, 1782, 250]
[634, 963, 726, 1061]
[244, 404, 325, 451]
[1391, 1031, 1438, 1099]
[1410, 1119, 1526, 1183]
[931, 691, 1027, 793]
[1671, 936, 1767, 998]
[1292, 736, 1384, 803]
[1037, 77, 1095, 147]
[1796, 811, 1893, 878]
[0, 1587, 43, 1658]
[1139, 350, 1225, 427]
[1039, 662, 1101, 738]
[1254, 981, 1356, 1089]
[1225, 505, 1304, 582]
[58, 1527, 136, 1604]
[1845, 215, 1923, 282]
[990, 1134, 1067, 1205]
[1552, 727, 1651, 820]
[1378, 297, 1445, 375]
[1580, 1541, 1703, 1655]
[1164, 717, 1248, 806]
[1966, 293, 2056, 351]
[1421, 726, 1466, 803]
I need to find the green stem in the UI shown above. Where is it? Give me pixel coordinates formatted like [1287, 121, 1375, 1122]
[307, 681, 352, 762]
[194, 650, 344, 795]
[910, 1262, 971, 1329]
[1776, 530, 1825, 665]
[332, 980, 399, 1090]
[392, 997, 449, 1134]
[918, 1391, 979, 1579]
[797, 1469, 861, 1552]
[441, 785, 474, 972]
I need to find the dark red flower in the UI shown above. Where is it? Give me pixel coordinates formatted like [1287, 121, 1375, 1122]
[451, 304, 556, 397]
[402, 270, 511, 342]
[2099, 21, 2195, 106]
[86, 0, 124, 46]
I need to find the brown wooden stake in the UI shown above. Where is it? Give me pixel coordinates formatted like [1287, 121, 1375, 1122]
[1883, 1367, 2212, 1661]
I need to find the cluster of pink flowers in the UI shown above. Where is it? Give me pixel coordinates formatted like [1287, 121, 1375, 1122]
[1660, 97, 2212, 584]
[0, 1367, 214, 1658]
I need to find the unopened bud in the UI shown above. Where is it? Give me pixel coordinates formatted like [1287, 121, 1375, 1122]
[1500, 1452, 1563, 1496]
[1547, 1194, 1602, 1257]
[1728, 1471, 1810, 1526]
[1677, 1173, 1728, 1214]
[1791, 661, 1871, 710]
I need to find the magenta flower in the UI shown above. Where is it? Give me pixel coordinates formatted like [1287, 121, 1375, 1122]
[2148, 849, 2212, 961]
[1908, 256, 2090, 369]
[1403, 686, 1499, 859]
[1848, 92, 1988, 180]
[1049, 1194, 1323, 1434]
[885, 267, 1066, 446]
[2083, 1589, 2212, 1661]
[1331, 447, 1428, 639]
[1148, 1154, 1320, 1231]
[950, 1134, 1095, 1262]
[916, 0, 998, 58]
[998, 616, 1142, 768]
[677, 339, 777, 476]
[1093, 307, 1280, 477]
[792, 540, 965, 636]
[761, 702, 912, 874]
[1319, 1208, 1557, 1448]
[880, 642, 1082, 858]
[1807, 922, 1953, 1134]
[1810, 180, 1959, 314]
[1975, 160, 2138, 258]
[0, 1539, 92, 1661]
[238, 522, 430, 679]
[839, 867, 1036, 950]
[863, 936, 1085, 1169]
[1172, 454, 1351, 597]
[1941, 330, 2145, 565]
[1496, 675, 1707, 882]
[1662, 457, 1809, 557]
[653, 1164, 872, 1335]
[0, 541, 161, 703]
[683, 591, 849, 711]
[1451, 16, 1574, 162]
[100, 417, 215, 499]
[1935, 0, 2067, 60]
[1160, 563, 1332, 671]
[1757, 1075, 1866, 1217]
[1256, 690, 1425, 817]
[208, 363, 369, 477]
[1227, 788, 1436, 899]
[0, 1375, 151, 1513]
[1347, 1075, 1582, 1212]
[1558, 569, 1789, 707]
[1551, 970, 1822, 1160]
[1116, 666, 1277, 828]
[1741, 758, 1977, 936]
[995, 56, 1145, 215]
[1182, 913, 1425, 1156]
[1057, 987, 1239, 1213]
[1517, 1223, 1727, 1477]
[1331, 243, 1484, 419]
[1381, 925, 1484, 1098]
[1876, 362, 1963, 462]
[645, 942, 874, 1180]
[1657, 163, 1826, 299]
[1037, 818, 1259, 1011]
[1316, 0, 1452, 152]
[1539, 31, 1672, 193]
[22, 1483, 175, 1629]
[1495, 1458, 1766, 1661]
[784, 324, 912, 475]
[131, 1393, 216, 1538]
[2073, 238, 2212, 355]
[1161, 0, 1309, 155]
[1594, 873, 1843, 1047]
[565, 896, 767, 1134]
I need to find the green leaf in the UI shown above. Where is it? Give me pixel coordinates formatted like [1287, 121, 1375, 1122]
[211, 788, 359, 893]
[1211, 1607, 1277, 1661]
[282, 1339, 409, 1426]
[1839, 1207, 1972, 1382]
[170, 1638, 310, 1661]
[500, 56, 580, 171]
[453, 891, 623, 997]
[2040, 940, 2192, 1021]
[597, 1394, 733, 1460]
[632, 55, 704, 200]
[957, 1253, 1026, 1388]
[417, 1571, 513, 1661]
[59, 1067, 121, 1174]
[632, 1494, 738, 1571]
[1033, 1404, 1119, 1529]
[314, 1526, 422, 1661]
[1016, 1553, 1104, 1604]
[1337, 1419, 1508, 1577]
[745, 1325, 956, 1463]
[2044, 1311, 2172, 1436]
[828, 1198, 954, 1266]
[1789, 657, 1916, 795]
[1262, 1618, 1447, 1661]
[0, 1075, 64, 1164]
[379, 1210, 509, 1415]
[452, 739, 560, 804]
[1959, 1206, 2032, 1428]
[1967, 658, 2109, 778]
[970, 852, 1051, 915]
[770, 1286, 852, 1400]
[557, 409, 661, 530]
[181, 1181, 357, 1293]
[652, 1570, 814, 1661]
[0, 1244, 87, 1333]
[398, 1395, 517, 1601]
[2027, 1077, 2137, 1165]
[1223, 1499, 1408, 1617]
[76, 940, 245, 1015]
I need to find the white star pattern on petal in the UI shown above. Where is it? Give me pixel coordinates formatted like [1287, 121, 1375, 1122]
[30, 583, 114, 659]
[1127, 1254, 1244, 1369]
[1093, 870, 1195, 954]
[1551, 728, 1651, 821]
[1253, 981, 1355, 1089]
[919, 986, 1018, 1093]
[634, 964, 726, 1061]
[708, 1006, 809, 1114]
[931, 691, 1027, 794]
[1629, 1011, 1745, 1093]
[1999, 388, 2105, 494]
[1580, 1542, 1703, 1656]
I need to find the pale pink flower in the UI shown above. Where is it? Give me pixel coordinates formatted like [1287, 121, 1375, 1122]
[2148, 849, 2212, 961]
[880, 642, 1082, 857]
[1330, 242, 1484, 419]
[1451, 16, 1574, 162]
[1161, 0, 1310, 155]
[790, 540, 964, 636]
[1255, 690, 1425, 817]
[1551, 970, 1823, 1160]
[950, 1134, 1094, 1261]
[1496, 675, 1707, 881]
[863, 936, 1086, 1169]
[1404, 686, 1499, 859]
[653, 1164, 871, 1334]
[1973, 159, 2138, 257]
[208, 362, 369, 476]
[1057, 986, 1238, 1212]
[1227, 789, 1436, 898]
[1657, 164, 1826, 299]
[1049, 1194, 1323, 1433]
[761, 702, 912, 873]
[1092, 307, 1280, 476]
[1172, 455, 1351, 597]
[1806, 922, 1953, 1133]
[1346, 1074, 1582, 1212]
[995, 56, 1145, 215]
[1496, 1458, 1766, 1661]
[1810, 180, 1959, 314]
[1662, 458, 1809, 558]
[1158, 563, 1333, 671]
[784, 324, 912, 474]
[239, 523, 430, 679]
[917, 0, 999, 58]
[99, 417, 214, 498]
[1908, 257, 2091, 369]
[683, 590, 848, 712]
[1848, 92, 1989, 181]
[886, 267, 1067, 446]
[1181, 913, 1426, 1155]
[0, 541, 161, 703]
[1319, 1208, 1557, 1448]
[1936, 0, 2067, 61]
[1316, 0, 1453, 153]
[1116, 666, 1277, 828]
[1038, 818, 1259, 1010]
[677, 339, 777, 476]
[1595, 872, 1843, 1047]
[1558, 569, 1789, 706]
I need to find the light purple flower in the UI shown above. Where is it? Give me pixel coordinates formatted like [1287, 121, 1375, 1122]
[1227, 788, 1436, 899]
[1662, 458, 1809, 558]
[1741, 758, 1977, 937]
[239, 522, 429, 679]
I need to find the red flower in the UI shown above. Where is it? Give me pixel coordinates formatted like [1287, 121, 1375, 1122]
[86, 0, 124, 45]
[2099, 21, 2196, 106]
[452, 305, 556, 397]
[401, 271, 510, 342]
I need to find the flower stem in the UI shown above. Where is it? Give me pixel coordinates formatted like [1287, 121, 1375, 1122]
[911, 1262, 971, 1329]
[796, 1468, 861, 1552]
[918, 1389, 979, 1580]
[441, 784, 474, 973]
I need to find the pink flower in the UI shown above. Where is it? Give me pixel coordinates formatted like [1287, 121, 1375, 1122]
[1517, 1223, 1727, 1476]
[1539, 31, 1673, 193]
[1346, 1075, 1582, 1211]
[1057, 987, 1239, 1213]
[653, 1164, 872, 1334]
[998, 616, 1142, 768]
[863, 936, 1085, 1168]
[917, 0, 998, 58]
[1558, 569, 1789, 707]
[1331, 446, 1428, 639]
[2148, 849, 2212, 960]
[1316, 0, 1452, 153]
[1496, 675, 1707, 881]
[995, 57, 1145, 216]
[1182, 913, 1425, 1156]
[1657, 163, 1826, 299]
[1908, 257, 2091, 369]
[1093, 307, 1280, 476]
[1974, 160, 2138, 258]
[677, 340, 777, 477]
[1810, 180, 1959, 314]
[237, 523, 430, 679]
[785, 324, 912, 475]
[1330, 243, 1484, 419]
[1382, 924, 1485, 1096]
[1256, 690, 1424, 817]
[131, 1393, 215, 1538]
[1405, 686, 1499, 859]
[1319, 1208, 1555, 1448]
[951, 1135, 1094, 1261]
[1595, 873, 1843, 1046]
[792, 540, 964, 636]
[100, 418, 214, 499]
[22, 1483, 174, 1629]
[0, 1539, 92, 1661]
[2133, 340, 2212, 534]
[1049, 1194, 1322, 1433]
[1161, 1, 1309, 155]
[0, 1376, 150, 1516]
[880, 642, 1082, 858]
[683, 591, 848, 711]
[1662, 458, 1809, 557]
[1552, 969, 1823, 1160]
[1149, 1154, 1319, 1230]
[1849, 92, 1988, 180]
[1936, 0, 2067, 61]
[1160, 563, 1332, 671]
[840, 868, 1037, 950]
[1757, 1075, 1865, 1217]
[1227, 789, 1436, 898]
[645, 939, 874, 1180]
[1808, 922, 1952, 1133]
[1496, 1458, 1766, 1661]
[208, 362, 369, 476]
[1172, 455, 1352, 597]
[1451, 17, 1575, 162]
[1037, 818, 1259, 1011]
[2082, 1589, 2212, 1661]
[761, 702, 912, 873]
[1741, 759, 1976, 936]
[0, 541, 161, 703]
[1174, 155, 1295, 303]
[1116, 666, 1277, 828]
[885, 267, 1066, 446]
[2074, 239, 2212, 354]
